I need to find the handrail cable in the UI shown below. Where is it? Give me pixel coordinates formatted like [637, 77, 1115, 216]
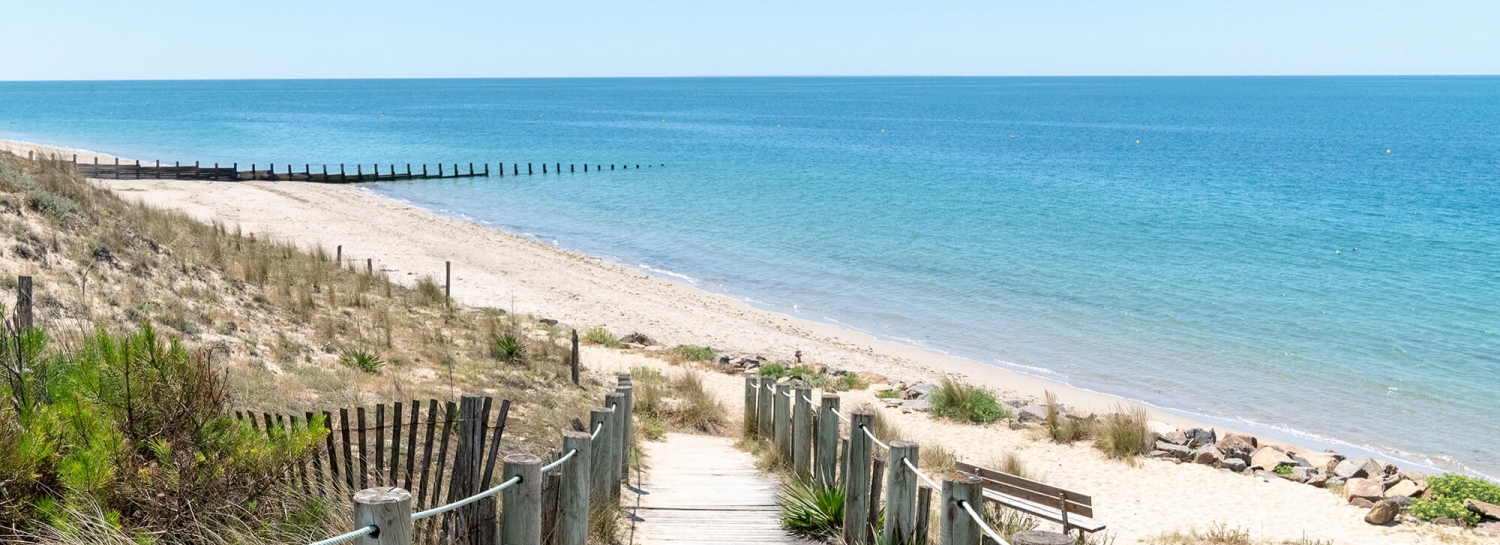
[902, 456, 942, 490]
[590, 420, 606, 440]
[829, 406, 852, 423]
[859, 424, 890, 451]
[411, 474, 522, 521]
[308, 525, 376, 545]
[540, 448, 578, 473]
[960, 500, 1010, 545]
[783, 391, 793, 398]
[802, 394, 815, 404]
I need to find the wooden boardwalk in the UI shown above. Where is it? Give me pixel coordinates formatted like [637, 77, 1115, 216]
[629, 433, 814, 545]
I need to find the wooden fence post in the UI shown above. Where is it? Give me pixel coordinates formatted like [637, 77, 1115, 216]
[843, 410, 875, 545]
[606, 391, 625, 502]
[570, 330, 580, 385]
[915, 485, 933, 543]
[445, 261, 451, 305]
[773, 383, 792, 465]
[756, 378, 773, 438]
[453, 396, 486, 544]
[793, 387, 813, 480]
[940, 473, 983, 545]
[353, 487, 413, 545]
[501, 454, 542, 545]
[558, 431, 591, 545]
[588, 407, 613, 507]
[15, 275, 32, 330]
[743, 377, 759, 436]
[817, 394, 840, 487]
[884, 441, 920, 544]
[616, 377, 633, 481]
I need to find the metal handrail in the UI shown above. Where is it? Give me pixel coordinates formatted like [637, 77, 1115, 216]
[308, 525, 377, 545]
[961, 499, 1010, 545]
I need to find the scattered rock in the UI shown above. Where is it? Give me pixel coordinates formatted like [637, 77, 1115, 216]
[1155, 441, 1193, 462]
[1324, 477, 1345, 489]
[1251, 448, 1295, 471]
[1217, 433, 1259, 451]
[1278, 471, 1306, 483]
[1334, 458, 1383, 480]
[907, 382, 934, 397]
[829, 368, 847, 376]
[1401, 470, 1428, 482]
[1017, 404, 1050, 423]
[538, 318, 558, 326]
[1160, 430, 1189, 445]
[1466, 498, 1500, 520]
[1432, 517, 1464, 527]
[622, 342, 644, 350]
[860, 372, 889, 385]
[1294, 452, 1344, 472]
[1193, 446, 1224, 466]
[1385, 495, 1414, 509]
[620, 333, 656, 346]
[1217, 434, 1257, 463]
[1148, 421, 1177, 439]
[1343, 478, 1385, 503]
[1478, 521, 1500, 536]
[1349, 498, 1375, 509]
[903, 398, 931, 412]
[1220, 458, 1248, 473]
[1365, 500, 1400, 525]
[1185, 428, 1217, 448]
[1385, 479, 1427, 499]
[1302, 469, 1329, 488]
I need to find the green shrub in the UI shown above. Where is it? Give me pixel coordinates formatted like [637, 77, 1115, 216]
[779, 480, 844, 540]
[0, 321, 323, 535]
[929, 379, 1009, 424]
[338, 348, 384, 373]
[1409, 474, 1500, 525]
[638, 413, 667, 441]
[829, 372, 868, 392]
[1274, 464, 1294, 475]
[491, 333, 524, 362]
[672, 344, 715, 361]
[414, 276, 448, 306]
[582, 327, 621, 348]
[876, 389, 900, 399]
[757, 362, 788, 379]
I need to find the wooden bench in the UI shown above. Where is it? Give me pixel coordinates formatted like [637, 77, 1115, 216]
[957, 461, 1106, 535]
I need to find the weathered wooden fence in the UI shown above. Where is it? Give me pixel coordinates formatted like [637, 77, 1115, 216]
[69, 155, 664, 183]
[742, 376, 1023, 545]
[306, 373, 634, 545]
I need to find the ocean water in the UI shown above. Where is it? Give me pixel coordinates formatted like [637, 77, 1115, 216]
[2, 77, 1497, 478]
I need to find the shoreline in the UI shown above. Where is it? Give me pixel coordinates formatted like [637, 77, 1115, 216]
[0, 138, 1464, 478]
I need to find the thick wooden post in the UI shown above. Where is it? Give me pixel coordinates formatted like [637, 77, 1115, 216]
[15, 276, 33, 330]
[817, 394, 841, 487]
[558, 431, 591, 545]
[743, 377, 759, 436]
[501, 454, 542, 545]
[843, 410, 875, 545]
[884, 441, 920, 544]
[588, 408, 613, 507]
[940, 474, 983, 545]
[616, 377, 633, 481]
[793, 387, 813, 480]
[570, 330, 580, 385]
[606, 391, 625, 502]
[353, 487, 413, 545]
[756, 379, 773, 438]
[773, 383, 792, 464]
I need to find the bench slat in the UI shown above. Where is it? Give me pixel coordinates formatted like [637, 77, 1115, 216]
[980, 489, 1106, 533]
[979, 478, 1093, 518]
[957, 461, 1092, 504]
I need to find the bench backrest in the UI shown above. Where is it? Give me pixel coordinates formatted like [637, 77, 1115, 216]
[955, 461, 1093, 518]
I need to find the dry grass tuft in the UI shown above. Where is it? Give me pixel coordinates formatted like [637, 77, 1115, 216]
[1094, 405, 1154, 461]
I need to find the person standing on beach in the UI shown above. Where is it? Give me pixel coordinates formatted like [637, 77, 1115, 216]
[795, 350, 802, 364]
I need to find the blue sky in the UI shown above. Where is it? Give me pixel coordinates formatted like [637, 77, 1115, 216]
[2, 1, 1496, 80]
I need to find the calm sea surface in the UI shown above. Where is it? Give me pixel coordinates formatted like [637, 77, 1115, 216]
[2, 77, 1497, 477]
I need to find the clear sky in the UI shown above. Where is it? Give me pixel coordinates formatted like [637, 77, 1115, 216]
[3, 0, 1497, 80]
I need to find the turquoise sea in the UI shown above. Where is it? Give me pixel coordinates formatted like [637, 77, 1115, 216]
[1, 77, 1496, 478]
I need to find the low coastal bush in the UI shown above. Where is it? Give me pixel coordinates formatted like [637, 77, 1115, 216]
[1094, 405, 1153, 460]
[986, 450, 1030, 480]
[929, 378, 1010, 424]
[0, 321, 324, 538]
[921, 443, 958, 474]
[672, 344, 716, 361]
[491, 332, 525, 362]
[828, 372, 868, 392]
[338, 347, 384, 373]
[414, 275, 448, 306]
[582, 327, 622, 348]
[778, 480, 845, 540]
[1409, 473, 1500, 525]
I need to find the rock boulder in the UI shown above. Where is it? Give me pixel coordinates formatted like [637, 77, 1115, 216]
[1365, 500, 1400, 525]
[1193, 446, 1223, 466]
[1185, 428, 1217, 448]
[1344, 478, 1385, 503]
[1384, 479, 1427, 499]
[1221, 458, 1248, 473]
[1334, 457, 1383, 480]
[1155, 441, 1193, 461]
[1251, 448, 1295, 471]
[1467, 498, 1500, 520]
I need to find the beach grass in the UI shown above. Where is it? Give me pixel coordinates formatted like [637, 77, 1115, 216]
[928, 378, 1010, 424]
[1094, 405, 1154, 461]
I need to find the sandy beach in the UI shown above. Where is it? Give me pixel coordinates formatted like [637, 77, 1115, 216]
[9, 140, 1493, 544]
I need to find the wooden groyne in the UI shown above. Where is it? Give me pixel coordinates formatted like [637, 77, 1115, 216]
[68, 155, 665, 183]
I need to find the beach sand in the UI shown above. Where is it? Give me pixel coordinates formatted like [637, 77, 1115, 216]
[9, 142, 1492, 544]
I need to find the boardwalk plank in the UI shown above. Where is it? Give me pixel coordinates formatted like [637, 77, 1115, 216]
[631, 433, 814, 545]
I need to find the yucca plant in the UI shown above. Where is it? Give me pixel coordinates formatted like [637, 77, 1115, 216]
[778, 480, 844, 540]
[491, 333, 525, 363]
[338, 348, 384, 374]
